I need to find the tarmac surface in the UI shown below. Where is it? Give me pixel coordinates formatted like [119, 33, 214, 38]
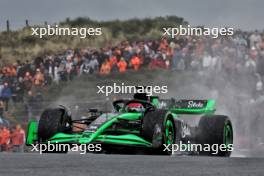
[0, 153, 263, 176]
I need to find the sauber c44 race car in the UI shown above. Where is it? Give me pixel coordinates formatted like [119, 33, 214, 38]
[26, 93, 233, 156]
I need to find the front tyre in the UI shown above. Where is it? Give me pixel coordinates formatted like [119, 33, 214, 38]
[197, 115, 233, 157]
[37, 107, 72, 153]
[141, 110, 176, 154]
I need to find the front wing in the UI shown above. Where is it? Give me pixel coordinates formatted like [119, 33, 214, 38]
[26, 121, 152, 147]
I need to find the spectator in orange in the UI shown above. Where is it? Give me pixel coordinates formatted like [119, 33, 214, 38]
[11, 124, 25, 152]
[5, 66, 12, 77]
[130, 55, 141, 70]
[109, 55, 117, 68]
[100, 60, 111, 75]
[117, 58, 127, 73]
[9, 65, 17, 77]
[0, 126, 10, 152]
[33, 69, 44, 87]
[158, 38, 168, 50]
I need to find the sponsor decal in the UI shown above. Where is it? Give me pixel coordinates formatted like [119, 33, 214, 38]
[187, 100, 204, 108]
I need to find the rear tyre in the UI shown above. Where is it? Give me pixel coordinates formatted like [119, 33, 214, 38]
[141, 110, 176, 154]
[197, 115, 233, 157]
[37, 107, 72, 153]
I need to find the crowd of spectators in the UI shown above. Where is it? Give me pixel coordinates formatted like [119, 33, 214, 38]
[0, 30, 264, 152]
[0, 124, 25, 152]
[1, 30, 264, 109]
[3, 30, 263, 98]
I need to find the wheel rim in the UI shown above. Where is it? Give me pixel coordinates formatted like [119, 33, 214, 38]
[223, 123, 233, 146]
[165, 119, 175, 145]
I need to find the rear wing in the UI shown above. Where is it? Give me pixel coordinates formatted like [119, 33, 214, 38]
[159, 99, 216, 114]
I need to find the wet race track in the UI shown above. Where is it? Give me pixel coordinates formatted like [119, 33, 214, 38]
[0, 153, 263, 176]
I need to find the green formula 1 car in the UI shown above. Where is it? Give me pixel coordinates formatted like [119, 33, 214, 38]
[26, 93, 233, 156]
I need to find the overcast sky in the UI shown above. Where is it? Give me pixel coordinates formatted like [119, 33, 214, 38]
[0, 0, 263, 31]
